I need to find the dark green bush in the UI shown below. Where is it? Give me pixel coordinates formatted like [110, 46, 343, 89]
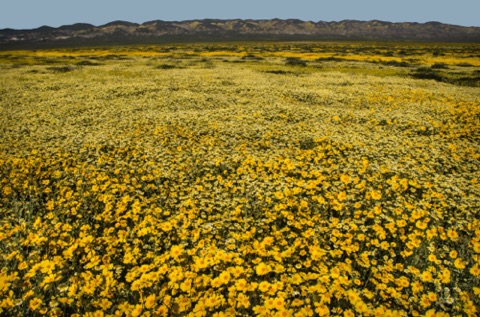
[264, 70, 295, 75]
[242, 54, 264, 61]
[383, 60, 410, 67]
[431, 63, 448, 69]
[411, 67, 443, 81]
[155, 64, 177, 70]
[299, 137, 316, 150]
[285, 57, 307, 67]
[77, 60, 102, 66]
[46, 66, 75, 73]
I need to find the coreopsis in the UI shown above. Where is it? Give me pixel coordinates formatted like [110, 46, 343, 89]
[1, 42, 479, 316]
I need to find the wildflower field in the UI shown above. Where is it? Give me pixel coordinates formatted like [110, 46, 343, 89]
[1, 41, 480, 317]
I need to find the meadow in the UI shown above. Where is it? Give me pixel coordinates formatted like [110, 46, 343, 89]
[0, 41, 479, 317]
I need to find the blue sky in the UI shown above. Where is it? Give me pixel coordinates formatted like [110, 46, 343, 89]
[1, 0, 479, 29]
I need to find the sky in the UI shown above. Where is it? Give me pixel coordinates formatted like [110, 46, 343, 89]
[1, 0, 479, 30]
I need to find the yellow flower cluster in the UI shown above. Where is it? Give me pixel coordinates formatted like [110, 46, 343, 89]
[1, 43, 479, 316]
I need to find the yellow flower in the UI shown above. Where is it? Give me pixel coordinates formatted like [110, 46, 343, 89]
[395, 276, 410, 288]
[330, 267, 340, 279]
[193, 256, 209, 271]
[231, 266, 245, 277]
[145, 294, 156, 309]
[46, 199, 54, 210]
[427, 292, 437, 302]
[41, 273, 58, 287]
[354, 300, 369, 315]
[180, 279, 192, 292]
[300, 200, 309, 208]
[291, 273, 303, 285]
[29, 298, 43, 311]
[473, 287, 480, 296]
[264, 297, 275, 310]
[473, 242, 480, 253]
[273, 296, 286, 310]
[211, 277, 222, 288]
[420, 271, 433, 282]
[411, 281, 424, 293]
[440, 269, 451, 284]
[340, 174, 351, 184]
[235, 279, 248, 292]
[274, 191, 285, 200]
[380, 241, 389, 250]
[205, 293, 225, 308]
[39, 260, 55, 274]
[454, 258, 466, 269]
[427, 253, 437, 262]
[156, 305, 168, 317]
[425, 309, 437, 317]
[93, 310, 104, 317]
[258, 281, 271, 292]
[255, 262, 271, 276]
[18, 262, 28, 270]
[470, 264, 480, 277]
[420, 294, 431, 308]
[161, 221, 173, 232]
[415, 220, 427, 230]
[170, 244, 184, 260]
[131, 304, 143, 317]
[344, 309, 355, 317]
[369, 190, 382, 200]
[219, 271, 231, 285]
[237, 293, 250, 309]
[447, 229, 458, 241]
[2, 186, 12, 195]
[96, 298, 111, 310]
[315, 304, 330, 316]
[263, 236, 274, 245]
[396, 219, 407, 228]
[291, 298, 304, 307]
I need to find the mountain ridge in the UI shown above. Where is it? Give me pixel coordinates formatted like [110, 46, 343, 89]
[1, 18, 479, 48]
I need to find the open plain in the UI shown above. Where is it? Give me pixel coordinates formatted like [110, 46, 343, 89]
[1, 42, 480, 316]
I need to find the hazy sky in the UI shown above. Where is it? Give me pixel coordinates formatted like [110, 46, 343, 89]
[1, 0, 479, 29]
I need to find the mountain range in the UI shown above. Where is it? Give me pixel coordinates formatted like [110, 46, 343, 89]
[1, 19, 479, 48]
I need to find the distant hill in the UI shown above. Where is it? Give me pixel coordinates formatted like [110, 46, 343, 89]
[1, 19, 479, 48]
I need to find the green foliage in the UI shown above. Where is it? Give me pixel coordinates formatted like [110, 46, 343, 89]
[285, 57, 307, 66]
[411, 66, 480, 87]
[155, 63, 178, 70]
[242, 54, 264, 61]
[382, 60, 410, 67]
[264, 70, 295, 75]
[76, 60, 102, 66]
[46, 65, 75, 72]
[411, 67, 443, 81]
[298, 136, 316, 150]
[431, 62, 448, 69]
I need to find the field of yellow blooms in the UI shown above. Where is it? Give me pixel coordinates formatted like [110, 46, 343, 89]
[1, 42, 480, 317]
